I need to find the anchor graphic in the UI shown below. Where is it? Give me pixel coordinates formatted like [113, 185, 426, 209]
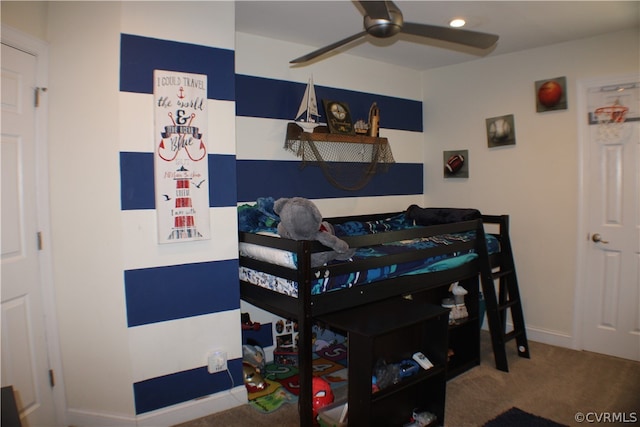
[157, 112, 207, 162]
[178, 86, 185, 99]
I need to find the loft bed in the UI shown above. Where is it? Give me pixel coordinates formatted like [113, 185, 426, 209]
[238, 200, 501, 425]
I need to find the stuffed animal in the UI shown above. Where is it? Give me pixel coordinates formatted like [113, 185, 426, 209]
[274, 197, 355, 267]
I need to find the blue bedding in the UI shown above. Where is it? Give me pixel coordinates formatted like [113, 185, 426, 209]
[309, 231, 498, 294]
[238, 198, 498, 296]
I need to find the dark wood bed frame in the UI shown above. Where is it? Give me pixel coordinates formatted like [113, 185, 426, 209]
[239, 212, 506, 425]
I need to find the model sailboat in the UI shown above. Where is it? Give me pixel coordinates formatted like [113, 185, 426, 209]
[295, 77, 325, 132]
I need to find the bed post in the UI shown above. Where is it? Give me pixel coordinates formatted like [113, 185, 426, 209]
[297, 240, 314, 426]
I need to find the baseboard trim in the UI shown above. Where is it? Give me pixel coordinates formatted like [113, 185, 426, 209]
[66, 408, 137, 427]
[66, 386, 248, 427]
[481, 322, 573, 349]
[524, 325, 573, 348]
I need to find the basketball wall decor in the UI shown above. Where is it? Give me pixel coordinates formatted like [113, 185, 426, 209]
[535, 76, 567, 112]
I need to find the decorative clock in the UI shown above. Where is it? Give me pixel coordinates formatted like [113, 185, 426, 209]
[323, 100, 355, 134]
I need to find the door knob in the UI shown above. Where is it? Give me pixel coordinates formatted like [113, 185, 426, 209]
[591, 233, 609, 244]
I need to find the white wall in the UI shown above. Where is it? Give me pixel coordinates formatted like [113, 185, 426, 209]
[46, 2, 135, 417]
[422, 28, 639, 345]
[44, 1, 240, 425]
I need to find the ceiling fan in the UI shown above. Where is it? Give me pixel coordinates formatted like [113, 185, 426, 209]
[290, 1, 499, 64]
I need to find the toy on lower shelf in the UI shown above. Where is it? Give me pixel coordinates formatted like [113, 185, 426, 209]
[442, 282, 469, 324]
[403, 410, 437, 427]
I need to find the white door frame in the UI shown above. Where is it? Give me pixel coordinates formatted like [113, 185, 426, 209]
[573, 73, 639, 353]
[1, 25, 68, 425]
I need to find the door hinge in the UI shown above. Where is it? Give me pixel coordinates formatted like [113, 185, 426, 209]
[34, 87, 47, 107]
[37, 231, 43, 250]
[49, 369, 55, 387]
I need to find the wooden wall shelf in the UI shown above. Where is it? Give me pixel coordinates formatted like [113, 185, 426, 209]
[283, 122, 395, 190]
[286, 122, 388, 145]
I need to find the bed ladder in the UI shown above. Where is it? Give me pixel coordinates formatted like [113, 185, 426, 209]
[480, 215, 530, 372]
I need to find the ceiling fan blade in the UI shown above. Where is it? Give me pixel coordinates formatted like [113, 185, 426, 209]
[357, 0, 391, 20]
[290, 31, 367, 64]
[402, 22, 499, 49]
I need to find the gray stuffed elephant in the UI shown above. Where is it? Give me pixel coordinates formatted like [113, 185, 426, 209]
[274, 197, 356, 267]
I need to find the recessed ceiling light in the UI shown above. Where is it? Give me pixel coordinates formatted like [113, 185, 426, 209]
[449, 18, 466, 28]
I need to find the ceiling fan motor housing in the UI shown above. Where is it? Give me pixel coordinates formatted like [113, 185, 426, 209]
[364, 8, 403, 38]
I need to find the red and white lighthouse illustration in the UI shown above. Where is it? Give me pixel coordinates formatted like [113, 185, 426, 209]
[167, 165, 202, 240]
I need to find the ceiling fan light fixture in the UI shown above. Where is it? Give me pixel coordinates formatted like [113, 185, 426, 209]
[449, 18, 466, 28]
[290, 1, 499, 64]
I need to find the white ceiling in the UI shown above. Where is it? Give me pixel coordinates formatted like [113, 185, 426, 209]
[235, 1, 639, 71]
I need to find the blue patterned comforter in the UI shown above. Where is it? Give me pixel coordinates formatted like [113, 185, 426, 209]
[238, 198, 498, 296]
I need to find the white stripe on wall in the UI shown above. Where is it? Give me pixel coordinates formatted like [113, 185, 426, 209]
[121, 206, 238, 271]
[119, 92, 236, 155]
[235, 116, 424, 163]
[128, 309, 242, 383]
[312, 195, 426, 218]
[235, 32, 422, 100]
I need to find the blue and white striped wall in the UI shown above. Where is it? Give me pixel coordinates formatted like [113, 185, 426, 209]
[119, 33, 243, 415]
[234, 32, 425, 214]
[235, 74, 424, 201]
[234, 32, 427, 376]
[119, 30, 425, 417]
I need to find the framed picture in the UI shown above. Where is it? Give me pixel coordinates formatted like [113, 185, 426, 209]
[154, 70, 210, 243]
[323, 100, 355, 134]
[535, 76, 567, 112]
[276, 333, 294, 348]
[486, 114, 516, 147]
[443, 150, 469, 178]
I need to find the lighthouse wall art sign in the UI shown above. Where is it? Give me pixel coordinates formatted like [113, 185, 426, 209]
[154, 69, 210, 243]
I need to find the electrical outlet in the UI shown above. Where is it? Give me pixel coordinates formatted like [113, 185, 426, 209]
[207, 351, 227, 374]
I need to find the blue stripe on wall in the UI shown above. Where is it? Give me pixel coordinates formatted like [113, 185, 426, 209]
[133, 358, 243, 414]
[236, 74, 423, 132]
[125, 260, 239, 327]
[242, 323, 274, 348]
[120, 152, 237, 210]
[237, 160, 423, 203]
[120, 33, 235, 101]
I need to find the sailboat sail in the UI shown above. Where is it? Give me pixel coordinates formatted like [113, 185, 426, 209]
[295, 84, 309, 120]
[296, 77, 320, 121]
[307, 81, 319, 117]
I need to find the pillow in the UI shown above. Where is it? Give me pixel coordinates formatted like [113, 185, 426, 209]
[238, 232, 297, 268]
[405, 206, 481, 226]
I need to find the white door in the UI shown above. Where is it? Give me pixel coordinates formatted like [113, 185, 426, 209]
[1, 42, 59, 426]
[581, 75, 640, 361]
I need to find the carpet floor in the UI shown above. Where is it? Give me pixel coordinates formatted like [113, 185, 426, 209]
[174, 331, 640, 426]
